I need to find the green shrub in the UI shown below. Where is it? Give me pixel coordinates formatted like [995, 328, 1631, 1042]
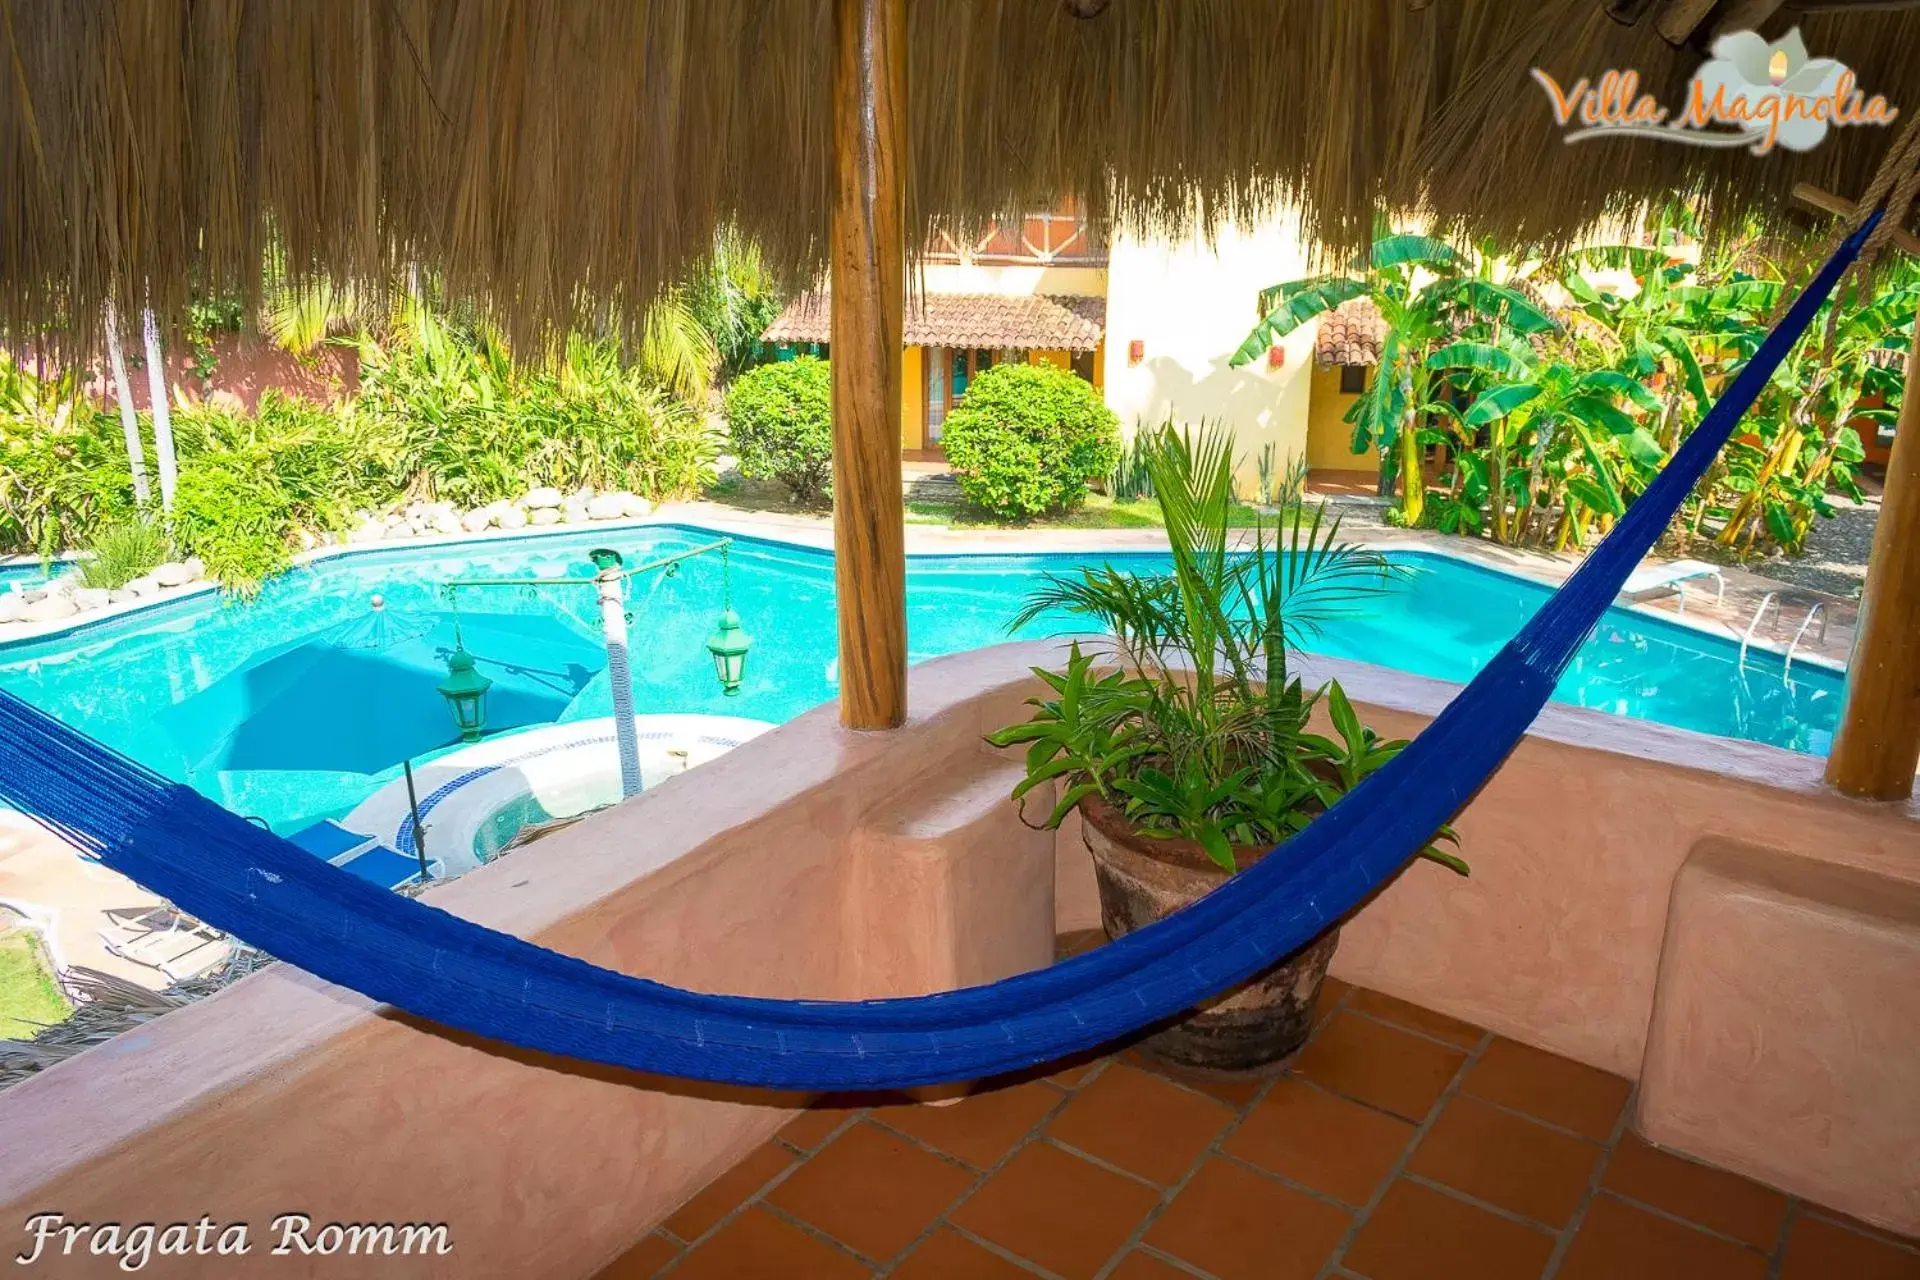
[352, 310, 716, 507]
[941, 364, 1120, 520]
[723, 357, 834, 504]
[78, 520, 169, 590]
[167, 392, 383, 594]
[0, 366, 139, 557]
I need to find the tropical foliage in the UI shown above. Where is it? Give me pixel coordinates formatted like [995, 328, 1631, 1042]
[1234, 233, 1556, 526]
[1242, 219, 1914, 558]
[988, 424, 1464, 874]
[942, 363, 1122, 520]
[2, 292, 732, 592]
[76, 520, 169, 590]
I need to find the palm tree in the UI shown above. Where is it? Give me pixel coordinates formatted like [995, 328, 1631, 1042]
[1233, 234, 1556, 524]
[685, 230, 785, 378]
[102, 301, 151, 508]
[264, 278, 367, 356]
[140, 305, 178, 514]
[638, 292, 720, 404]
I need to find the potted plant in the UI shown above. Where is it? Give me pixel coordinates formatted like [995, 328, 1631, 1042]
[989, 424, 1467, 1072]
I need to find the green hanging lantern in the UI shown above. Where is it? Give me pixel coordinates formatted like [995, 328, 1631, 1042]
[705, 607, 751, 696]
[437, 644, 494, 741]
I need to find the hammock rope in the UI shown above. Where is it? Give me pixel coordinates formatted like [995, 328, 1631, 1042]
[0, 211, 1883, 1091]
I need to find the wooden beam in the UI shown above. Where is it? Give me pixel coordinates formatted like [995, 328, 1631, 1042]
[1825, 311, 1920, 799]
[1791, 184, 1920, 257]
[1654, 0, 1721, 44]
[829, 0, 908, 730]
[1712, 0, 1786, 39]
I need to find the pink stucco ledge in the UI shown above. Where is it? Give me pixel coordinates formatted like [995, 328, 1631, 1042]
[2, 640, 1917, 1275]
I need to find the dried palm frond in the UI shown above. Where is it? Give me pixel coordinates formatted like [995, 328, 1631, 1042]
[0, 2, 1915, 355]
[0, 950, 274, 1092]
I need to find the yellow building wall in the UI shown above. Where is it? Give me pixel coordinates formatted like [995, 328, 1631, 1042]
[1102, 216, 1317, 501]
[1305, 366, 1373, 471]
[1029, 349, 1070, 371]
[901, 344, 925, 449]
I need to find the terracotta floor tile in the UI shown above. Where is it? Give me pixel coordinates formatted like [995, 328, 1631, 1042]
[873, 1078, 1062, 1169]
[1124, 1048, 1267, 1108]
[1224, 1076, 1415, 1206]
[1804, 1208, 1920, 1251]
[1804, 1212, 1912, 1251]
[1047, 1053, 1107, 1089]
[1316, 974, 1354, 1025]
[890, 1229, 1038, 1280]
[1345, 988, 1485, 1049]
[1145, 1157, 1350, 1280]
[1108, 1252, 1201, 1280]
[1407, 1096, 1602, 1228]
[950, 1141, 1161, 1280]
[593, 1231, 679, 1279]
[1292, 1012, 1466, 1121]
[662, 1143, 797, 1242]
[1602, 1133, 1788, 1248]
[1343, 1178, 1555, 1280]
[1045, 1062, 1235, 1184]
[767, 1121, 974, 1262]
[1460, 1038, 1630, 1141]
[1780, 1213, 1920, 1280]
[1558, 1195, 1767, 1280]
[778, 1104, 862, 1154]
[670, 1207, 870, 1280]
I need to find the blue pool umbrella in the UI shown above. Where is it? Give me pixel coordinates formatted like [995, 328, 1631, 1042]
[163, 609, 606, 775]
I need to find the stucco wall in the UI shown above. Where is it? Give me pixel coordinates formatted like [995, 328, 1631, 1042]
[95, 332, 359, 414]
[900, 343, 925, 448]
[1101, 217, 1317, 497]
[1305, 365, 1371, 471]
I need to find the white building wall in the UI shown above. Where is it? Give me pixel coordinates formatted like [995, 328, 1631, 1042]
[1102, 215, 1318, 497]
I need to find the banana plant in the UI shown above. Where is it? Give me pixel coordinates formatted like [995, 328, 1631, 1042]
[1712, 280, 1917, 553]
[1428, 337, 1663, 549]
[1232, 233, 1556, 525]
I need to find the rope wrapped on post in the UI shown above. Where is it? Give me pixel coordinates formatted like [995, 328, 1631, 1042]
[0, 213, 1884, 1091]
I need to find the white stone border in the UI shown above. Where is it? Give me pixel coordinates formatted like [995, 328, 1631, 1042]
[342, 713, 775, 878]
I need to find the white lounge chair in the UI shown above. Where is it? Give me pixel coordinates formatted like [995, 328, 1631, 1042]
[98, 908, 230, 982]
[1619, 559, 1725, 614]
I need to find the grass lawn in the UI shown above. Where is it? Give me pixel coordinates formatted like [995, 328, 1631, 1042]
[0, 928, 68, 1040]
[906, 493, 1280, 530]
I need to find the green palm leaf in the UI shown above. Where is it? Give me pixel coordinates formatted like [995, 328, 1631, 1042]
[1426, 341, 1530, 380]
[1231, 278, 1369, 366]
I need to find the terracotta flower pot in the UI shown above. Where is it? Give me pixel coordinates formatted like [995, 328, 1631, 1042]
[1080, 793, 1338, 1073]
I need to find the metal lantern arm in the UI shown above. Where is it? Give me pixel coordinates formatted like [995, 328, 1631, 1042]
[436, 537, 751, 796]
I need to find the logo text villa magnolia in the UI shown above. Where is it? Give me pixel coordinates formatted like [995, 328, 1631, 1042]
[1532, 28, 1896, 154]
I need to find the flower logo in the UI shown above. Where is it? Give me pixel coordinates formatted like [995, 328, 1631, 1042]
[1689, 28, 1847, 152]
[1531, 27, 1895, 153]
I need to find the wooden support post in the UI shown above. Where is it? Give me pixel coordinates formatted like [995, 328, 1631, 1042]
[1826, 312, 1920, 799]
[829, 0, 908, 730]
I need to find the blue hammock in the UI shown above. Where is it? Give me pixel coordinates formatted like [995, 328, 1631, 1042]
[0, 216, 1876, 1091]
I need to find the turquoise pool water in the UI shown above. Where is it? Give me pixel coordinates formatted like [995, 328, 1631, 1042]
[0, 523, 1841, 832]
[0, 561, 52, 591]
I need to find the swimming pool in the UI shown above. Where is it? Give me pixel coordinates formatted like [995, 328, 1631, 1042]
[0, 523, 1840, 832]
[0, 561, 52, 592]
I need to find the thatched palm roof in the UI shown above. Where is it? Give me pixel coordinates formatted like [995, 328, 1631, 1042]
[3, 1, 1918, 348]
